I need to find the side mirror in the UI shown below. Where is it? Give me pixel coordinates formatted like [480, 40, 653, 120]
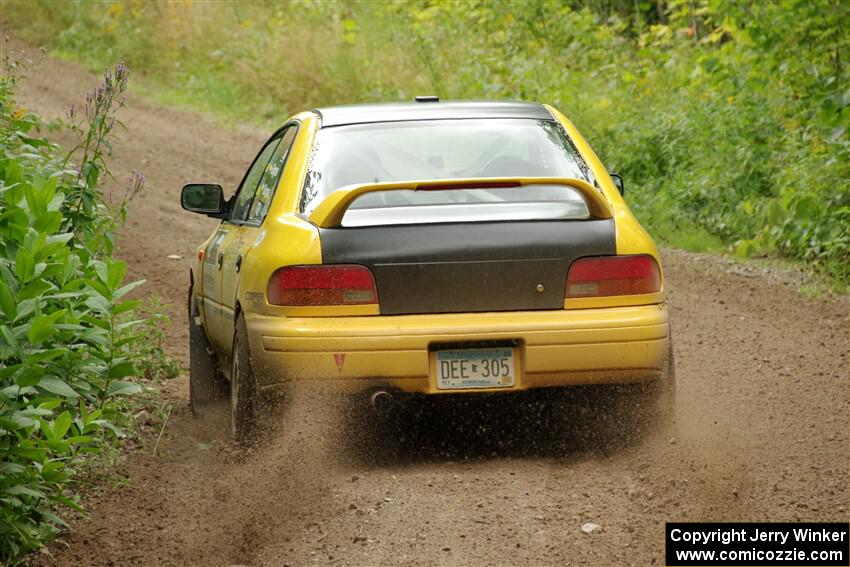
[181, 184, 226, 216]
[609, 173, 624, 195]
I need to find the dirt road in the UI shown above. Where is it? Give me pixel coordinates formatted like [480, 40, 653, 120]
[15, 44, 849, 567]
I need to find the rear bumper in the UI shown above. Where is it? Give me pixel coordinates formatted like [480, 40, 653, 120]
[246, 304, 669, 395]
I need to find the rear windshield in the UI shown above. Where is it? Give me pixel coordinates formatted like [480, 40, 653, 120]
[300, 118, 597, 223]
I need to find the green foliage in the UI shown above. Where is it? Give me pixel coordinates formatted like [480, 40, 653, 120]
[6, 0, 848, 284]
[0, 61, 147, 561]
[132, 297, 182, 382]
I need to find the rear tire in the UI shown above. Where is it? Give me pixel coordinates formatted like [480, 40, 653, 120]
[231, 312, 260, 444]
[188, 287, 226, 415]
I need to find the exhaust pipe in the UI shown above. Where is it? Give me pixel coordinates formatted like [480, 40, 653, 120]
[369, 390, 395, 413]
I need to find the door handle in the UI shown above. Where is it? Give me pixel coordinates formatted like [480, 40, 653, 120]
[217, 254, 224, 270]
[235, 255, 243, 273]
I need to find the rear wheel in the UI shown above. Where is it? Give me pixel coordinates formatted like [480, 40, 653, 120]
[188, 287, 226, 415]
[231, 312, 260, 443]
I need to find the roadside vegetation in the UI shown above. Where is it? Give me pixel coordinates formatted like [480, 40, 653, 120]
[0, 55, 176, 562]
[7, 0, 848, 287]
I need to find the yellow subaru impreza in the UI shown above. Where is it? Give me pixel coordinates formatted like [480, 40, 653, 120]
[181, 99, 674, 440]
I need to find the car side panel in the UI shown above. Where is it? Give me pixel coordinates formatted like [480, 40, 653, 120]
[190, 231, 215, 323]
[234, 213, 323, 347]
[229, 113, 328, 325]
[199, 226, 231, 348]
[203, 114, 318, 356]
[217, 224, 261, 353]
[544, 106, 662, 268]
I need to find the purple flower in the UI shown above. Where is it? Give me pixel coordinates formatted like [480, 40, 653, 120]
[126, 169, 145, 200]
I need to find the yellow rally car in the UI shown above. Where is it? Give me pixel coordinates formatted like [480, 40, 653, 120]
[180, 99, 674, 440]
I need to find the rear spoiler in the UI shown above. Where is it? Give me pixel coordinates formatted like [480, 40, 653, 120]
[307, 177, 613, 228]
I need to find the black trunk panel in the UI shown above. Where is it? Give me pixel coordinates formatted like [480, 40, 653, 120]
[318, 220, 616, 315]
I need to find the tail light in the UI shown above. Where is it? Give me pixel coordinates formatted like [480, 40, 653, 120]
[268, 265, 378, 306]
[565, 255, 661, 298]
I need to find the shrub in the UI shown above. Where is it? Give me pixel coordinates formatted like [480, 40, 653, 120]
[0, 61, 147, 561]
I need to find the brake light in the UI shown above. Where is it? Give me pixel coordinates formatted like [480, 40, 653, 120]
[565, 255, 661, 297]
[267, 265, 378, 306]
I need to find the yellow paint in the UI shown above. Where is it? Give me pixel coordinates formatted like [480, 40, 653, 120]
[246, 305, 668, 393]
[564, 291, 666, 310]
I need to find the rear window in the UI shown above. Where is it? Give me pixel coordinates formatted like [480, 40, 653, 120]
[300, 118, 597, 224]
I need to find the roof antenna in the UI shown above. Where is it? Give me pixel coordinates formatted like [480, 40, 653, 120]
[414, 95, 440, 103]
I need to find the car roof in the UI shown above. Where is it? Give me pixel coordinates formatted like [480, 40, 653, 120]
[313, 101, 553, 128]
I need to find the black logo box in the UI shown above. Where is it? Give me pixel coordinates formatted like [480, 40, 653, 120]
[666, 522, 849, 566]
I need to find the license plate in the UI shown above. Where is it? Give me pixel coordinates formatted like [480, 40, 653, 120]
[436, 347, 516, 390]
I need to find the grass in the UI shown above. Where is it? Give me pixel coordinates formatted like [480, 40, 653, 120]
[49, 48, 272, 131]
